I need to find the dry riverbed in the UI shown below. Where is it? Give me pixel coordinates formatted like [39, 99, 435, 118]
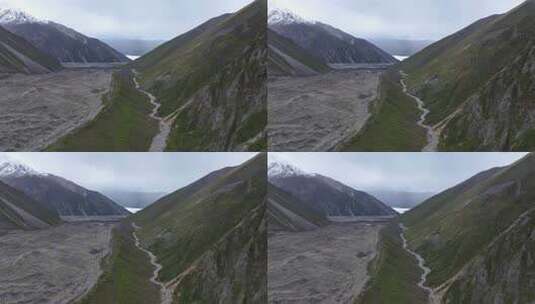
[268, 222, 383, 304]
[0, 69, 112, 151]
[268, 70, 381, 151]
[0, 222, 114, 304]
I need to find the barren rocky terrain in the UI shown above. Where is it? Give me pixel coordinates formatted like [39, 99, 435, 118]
[0, 69, 112, 151]
[268, 70, 381, 151]
[0, 222, 114, 304]
[268, 222, 383, 303]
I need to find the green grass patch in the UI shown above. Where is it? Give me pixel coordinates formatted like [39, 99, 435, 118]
[76, 223, 160, 304]
[47, 70, 158, 152]
[356, 223, 428, 304]
[342, 70, 427, 151]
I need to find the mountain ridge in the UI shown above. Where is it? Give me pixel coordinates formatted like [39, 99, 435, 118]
[268, 7, 397, 65]
[0, 7, 129, 63]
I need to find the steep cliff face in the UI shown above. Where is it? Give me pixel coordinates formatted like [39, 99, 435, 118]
[130, 154, 267, 302]
[443, 210, 535, 303]
[134, 0, 267, 151]
[441, 44, 535, 151]
[172, 204, 266, 303]
[400, 153, 535, 303]
[400, 0, 535, 150]
[167, 37, 267, 151]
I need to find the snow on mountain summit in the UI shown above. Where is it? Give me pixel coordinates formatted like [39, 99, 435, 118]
[0, 8, 46, 25]
[268, 7, 314, 25]
[268, 156, 312, 179]
[0, 161, 46, 178]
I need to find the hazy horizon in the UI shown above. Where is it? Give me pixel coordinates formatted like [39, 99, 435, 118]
[270, 153, 527, 193]
[0, 153, 257, 193]
[0, 0, 253, 40]
[270, 0, 525, 40]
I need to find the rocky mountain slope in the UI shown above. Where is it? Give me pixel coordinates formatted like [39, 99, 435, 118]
[268, 161, 397, 217]
[0, 161, 129, 217]
[133, 0, 267, 151]
[400, 153, 535, 303]
[267, 183, 329, 232]
[269, 8, 397, 65]
[268, 28, 330, 76]
[127, 153, 267, 303]
[0, 8, 129, 63]
[400, 0, 535, 150]
[0, 180, 61, 231]
[0, 24, 61, 74]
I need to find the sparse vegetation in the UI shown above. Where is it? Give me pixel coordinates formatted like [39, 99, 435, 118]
[342, 70, 427, 151]
[76, 223, 160, 304]
[356, 223, 427, 304]
[47, 70, 158, 152]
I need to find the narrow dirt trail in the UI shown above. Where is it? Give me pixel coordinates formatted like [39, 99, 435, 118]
[131, 223, 174, 304]
[399, 223, 437, 304]
[399, 71, 440, 152]
[132, 70, 176, 152]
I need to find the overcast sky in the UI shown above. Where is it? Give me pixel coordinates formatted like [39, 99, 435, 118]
[0, 0, 252, 40]
[270, 153, 528, 193]
[270, 0, 524, 40]
[0, 153, 256, 193]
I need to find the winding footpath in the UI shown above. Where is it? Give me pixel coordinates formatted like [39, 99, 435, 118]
[399, 223, 437, 304]
[132, 70, 176, 152]
[399, 71, 440, 152]
[132, 223, 173, 304]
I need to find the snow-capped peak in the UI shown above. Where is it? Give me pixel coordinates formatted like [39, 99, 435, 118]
[268, 158, 312, 179]
[0, 8, 46, 25]
[0, 161, 46, 178]
[268, 7, 314, 26]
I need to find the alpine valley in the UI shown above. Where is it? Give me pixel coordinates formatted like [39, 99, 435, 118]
[0, 153, 267, 304]
[0, 0, 266, 152]
[266, 6, 400, 151]
[343, 0, 535, 151]
[267, 153, 535, 304]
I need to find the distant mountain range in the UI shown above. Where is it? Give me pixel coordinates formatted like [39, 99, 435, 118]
[101, 38, 165, 57]
[0, 24, 62, 74]
[268, 161, 396, 217]
[0, 161, 129, 217]
[0, 8, 128, 63]
[268, 8, 397, 67]
[369, 38, 434, 57]
[101, 190, 167, 209]
[368, 190, 435, 209]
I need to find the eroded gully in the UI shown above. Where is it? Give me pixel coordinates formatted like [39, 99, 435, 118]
[399, 223, 437, 304]
[399, 71, 440, 152]
[132, 223, 173, 304]
[132, 70, 176, 152]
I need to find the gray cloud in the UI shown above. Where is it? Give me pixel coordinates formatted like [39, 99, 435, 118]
[0, 152, 257, 193]
[270, 0, 524, 40]
[270, 153, 527, 193]
[0, 0, 253, 40]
